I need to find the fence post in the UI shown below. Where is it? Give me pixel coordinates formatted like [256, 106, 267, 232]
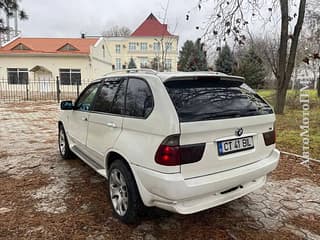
[25, 82, 29, 101]
[56, 76, 60, 103]
[76, 79, 80, 97]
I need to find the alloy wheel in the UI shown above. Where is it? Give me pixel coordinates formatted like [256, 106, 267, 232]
[109, 169, 128, 216]
[59, 129, 66, 155]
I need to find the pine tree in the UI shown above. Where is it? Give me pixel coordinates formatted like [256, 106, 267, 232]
[234, 47, 267, 89]
[178, 39, 208, 71]
[194, 39, 208, 71]
[128, 57, 137, 69]
[215, 45, 234, 74]
[178, 40, 194, 71]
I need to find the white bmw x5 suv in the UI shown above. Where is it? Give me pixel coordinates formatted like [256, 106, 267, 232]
[58, 70, 280, 223]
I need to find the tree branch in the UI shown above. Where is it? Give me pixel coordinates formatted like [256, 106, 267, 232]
[285, 0, 306, 82]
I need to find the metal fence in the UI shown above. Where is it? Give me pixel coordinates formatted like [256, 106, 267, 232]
[0, 77, 92, 102]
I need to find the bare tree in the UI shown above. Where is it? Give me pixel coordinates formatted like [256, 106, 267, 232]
[153, 0, 178, 71]
[301, 0, 320, 92]
[195, 0, 306, 114]
[252, 37, 279, 80]
[102, 26, 131, 37]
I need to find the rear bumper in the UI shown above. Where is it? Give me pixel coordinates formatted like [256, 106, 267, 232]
[133, 149, 280, 214]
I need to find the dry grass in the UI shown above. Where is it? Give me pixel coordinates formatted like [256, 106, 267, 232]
[275, 107, 320, 160]
[271, 154, 320, 184]
[258, 90, 320, 160]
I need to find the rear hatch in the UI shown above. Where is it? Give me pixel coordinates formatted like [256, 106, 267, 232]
[164, 76, 275, 179]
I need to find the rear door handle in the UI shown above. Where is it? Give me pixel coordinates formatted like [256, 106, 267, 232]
[81, 117, 88, 121]
[106, 122, 117, 128]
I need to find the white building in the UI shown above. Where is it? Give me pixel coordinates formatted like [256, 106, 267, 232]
[0, 37, 112, 92]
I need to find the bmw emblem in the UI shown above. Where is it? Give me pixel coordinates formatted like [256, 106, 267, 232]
[236, 128, 243, 136]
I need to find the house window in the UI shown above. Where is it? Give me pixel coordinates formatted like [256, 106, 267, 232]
[7, 68, 29, 84]
[165, 59, 172, 71]
[165, 42, 173, 52]
[58, 44, 79, 51]
[140, 42, 148, 51]
[115, 58, 121, 70]
[115, 44, 121, 54]
[129, 42, 136, 52]
[153, 42, 160, 52]
[139, 57, 148, 68]
[11, 43, 31, 51]
[59, 69, 81, 85]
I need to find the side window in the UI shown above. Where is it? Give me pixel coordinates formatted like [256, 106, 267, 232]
[111, 79, 127, 114]
[75, 83, 100, 111]
[125, 78, 153, 118]
[93, 78, 122, 113]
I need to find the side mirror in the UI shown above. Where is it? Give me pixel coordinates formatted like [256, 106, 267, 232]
[60, 101, 74, 110]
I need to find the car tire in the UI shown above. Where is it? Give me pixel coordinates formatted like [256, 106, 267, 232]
[58, 125, 73, 159]
[108, 160, 143, 224]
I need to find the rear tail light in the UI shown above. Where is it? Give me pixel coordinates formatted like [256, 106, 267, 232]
[155, 134, 205, 166]
[263, 124, 276, 146]
[155, 145, 181, 166]
[180, 144, 206, 164]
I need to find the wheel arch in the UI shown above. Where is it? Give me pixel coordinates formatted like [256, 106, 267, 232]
[104, 150, 151, 206]
[105, 150, 131, 176]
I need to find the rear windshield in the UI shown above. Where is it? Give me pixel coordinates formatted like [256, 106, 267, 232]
[165, 77, 273, 122]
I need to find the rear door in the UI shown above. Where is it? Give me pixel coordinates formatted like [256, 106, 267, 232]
[68, 82, 100, 151]
[165, 77, 275, 179]
[86, 78, 126, 166]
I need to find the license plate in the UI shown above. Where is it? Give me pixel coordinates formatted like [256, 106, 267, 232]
[217, 136, 254, 156]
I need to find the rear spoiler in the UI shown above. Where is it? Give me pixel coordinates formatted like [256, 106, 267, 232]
[220, 76, 244, 82]
[164, 75, 244, 83]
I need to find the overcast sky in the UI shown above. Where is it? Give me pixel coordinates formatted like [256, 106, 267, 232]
[18, 0, 212, 46]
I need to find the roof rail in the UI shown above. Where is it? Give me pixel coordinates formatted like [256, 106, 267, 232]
[104, 68, 158, 76]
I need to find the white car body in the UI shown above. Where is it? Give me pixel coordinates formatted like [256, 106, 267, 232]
[59, 70, 280, 215]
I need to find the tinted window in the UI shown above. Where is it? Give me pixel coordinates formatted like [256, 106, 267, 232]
[125, 78, 153, 118]
[111, 79, 127, 114]
[75, 83, 100, 111]
[93, 78, 124, 114]
[165, 77, 273, 122]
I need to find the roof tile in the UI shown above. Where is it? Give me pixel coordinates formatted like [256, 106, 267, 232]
[0, 37, 98, 55]
[131, 13, 174, 37]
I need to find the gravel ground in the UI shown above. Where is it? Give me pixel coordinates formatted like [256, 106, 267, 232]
[1, 101, 320, 240]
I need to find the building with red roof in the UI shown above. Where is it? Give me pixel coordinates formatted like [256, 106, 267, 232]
[131, 13, 174, 37]
[0, 37, 112, 91]
[0, 13, 179, 94]
[106, 13, 179, 71]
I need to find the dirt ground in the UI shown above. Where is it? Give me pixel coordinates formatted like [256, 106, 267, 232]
[1, 101, 320, 240]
